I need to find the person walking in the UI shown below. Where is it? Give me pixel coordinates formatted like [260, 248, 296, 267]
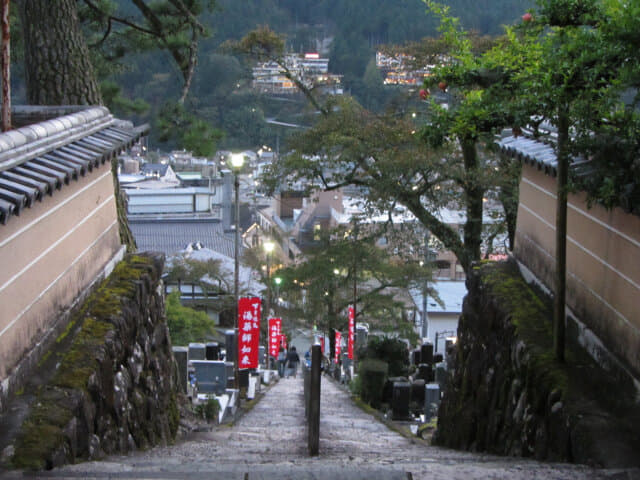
[285, 346, 300, 378]
[277, 346, 286, 378]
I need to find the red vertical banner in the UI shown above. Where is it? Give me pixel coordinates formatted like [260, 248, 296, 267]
[280, 334, 287, 352]
[319, 337, 325, 353]
[334, 331, 342, 364]
[268, 318, 282, 358]
[348, 306, 355, 360]
[238, 297, 261, 369]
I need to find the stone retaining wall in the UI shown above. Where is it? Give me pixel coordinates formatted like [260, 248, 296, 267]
[434, 260, 640, 467]
[11, 253, 178, 470]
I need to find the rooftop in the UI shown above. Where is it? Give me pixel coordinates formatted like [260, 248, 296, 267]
[130, 217, 235, 258]
[0, 106, 148, 225]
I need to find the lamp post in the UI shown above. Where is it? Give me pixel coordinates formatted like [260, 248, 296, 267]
[263, 240, 275, 368]
[230, 153, 244, 389]
[274, 276, 282, 312]
[274, 276, 282, 338]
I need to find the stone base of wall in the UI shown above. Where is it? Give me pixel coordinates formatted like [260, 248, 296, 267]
[9, 253, 178, 470]
[0, 247, 126, 416]
[433, 260, 640, 467]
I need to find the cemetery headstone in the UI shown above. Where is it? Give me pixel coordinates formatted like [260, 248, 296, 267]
[225, 361, 235, 388]
[421, 342, 434, 365]
[188, 342, 206, 361]
[434, 362, 447, 389]
[205, 342, 220, 360]
[225, 330, 236, 367]
[172, 346, 188, 393]
[411, 348, 421, 366]
[191, 360, 227, 395]
[411, 379, 426, 405]
[417, 364, 434, 382]
[391, 381, 412, 420]
[425, 383, 441, 421]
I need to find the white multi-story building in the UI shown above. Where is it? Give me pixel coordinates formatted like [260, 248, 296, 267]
[252, 53, 342, 95]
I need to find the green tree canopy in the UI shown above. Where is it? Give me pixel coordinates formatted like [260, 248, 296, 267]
[165, 291, 217, 345]
[272, 225, 427, 358]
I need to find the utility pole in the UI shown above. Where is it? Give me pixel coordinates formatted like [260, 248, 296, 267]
[230, 154, 244, 389]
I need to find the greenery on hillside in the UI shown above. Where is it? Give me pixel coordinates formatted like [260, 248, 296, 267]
[64, 0, 533, 152]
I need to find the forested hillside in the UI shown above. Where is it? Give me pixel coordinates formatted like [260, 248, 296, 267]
[18, 0, 531, 152]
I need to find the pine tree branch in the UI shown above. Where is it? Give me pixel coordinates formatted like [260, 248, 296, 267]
[83, 0, 156, 37]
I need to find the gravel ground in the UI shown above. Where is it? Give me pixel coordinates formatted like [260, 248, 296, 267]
[3, 373, 639, 480]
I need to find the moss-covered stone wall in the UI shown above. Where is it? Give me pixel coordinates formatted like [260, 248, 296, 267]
[434, 260, 640, 467]
[11, 253, 178, 470]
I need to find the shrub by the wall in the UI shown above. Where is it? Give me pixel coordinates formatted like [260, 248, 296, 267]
[359, 359, 388, 409]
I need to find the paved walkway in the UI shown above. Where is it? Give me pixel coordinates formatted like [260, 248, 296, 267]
[4, 374, 638, 479]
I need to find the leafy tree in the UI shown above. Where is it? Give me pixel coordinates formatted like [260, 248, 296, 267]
[16, 0, 216, 105]
[272, 226, 428, 359]
[504, 0, 640, 360]
[14, 0, 224, 159]
[165, 291, 217, 345]
[247, 4, 526, 279]
[361, 57, 386, 112]
[79, 0, 215, 104]
[359, 335, 410, 377]
[156, 102, 224, 156]
[164, 254, 231, 298]
[228, 26, 328, 115]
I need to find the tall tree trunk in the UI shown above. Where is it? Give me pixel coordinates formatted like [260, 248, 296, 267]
[554, 109, 569, 363]
[461, 139, 484, 273]
[498, 155, 521, 251]
[18, 0, 102, 105]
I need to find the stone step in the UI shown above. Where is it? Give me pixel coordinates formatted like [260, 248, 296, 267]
[16, 466, 410, 479]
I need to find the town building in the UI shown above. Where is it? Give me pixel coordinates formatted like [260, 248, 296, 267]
[252, 53, 343, 95]
[375, 51, 433, 86]
[410, 281, 466, 351]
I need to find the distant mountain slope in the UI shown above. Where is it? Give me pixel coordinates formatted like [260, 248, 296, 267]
[207, 0, 533, 46]
[108, 0, 533, 150]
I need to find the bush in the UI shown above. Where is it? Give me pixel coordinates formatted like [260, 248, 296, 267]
[165, 292, 216, 345]
[359, 359, 388, 409]
[195, 398, 220, 422]
[359, 336, 409, 377]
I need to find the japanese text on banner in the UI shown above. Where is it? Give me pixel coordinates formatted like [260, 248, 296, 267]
[268, 317, 282, 358]
[238, 297, 261, 369]
[348, 306, 355, 360]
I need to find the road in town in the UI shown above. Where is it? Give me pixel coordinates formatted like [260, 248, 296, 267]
[4, 373, 638, 480]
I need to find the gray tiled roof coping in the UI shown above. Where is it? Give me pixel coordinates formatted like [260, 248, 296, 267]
[0, 106, 114, 173]
[497, 135, 558, 176]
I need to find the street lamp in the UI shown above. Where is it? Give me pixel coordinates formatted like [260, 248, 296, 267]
[230, 153, 244, 389]
[274, 276, 283, 345]
[274, 276, 282, 306]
